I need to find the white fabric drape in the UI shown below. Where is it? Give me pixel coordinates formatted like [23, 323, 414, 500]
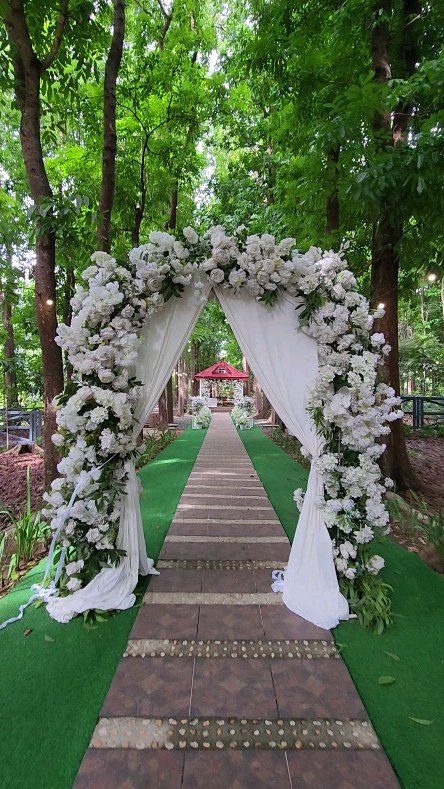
[47, 282, 210, 623]
[216, 287, 349, 629]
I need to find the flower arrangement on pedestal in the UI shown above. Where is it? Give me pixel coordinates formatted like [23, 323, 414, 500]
[194, 405, 212, 428]
[41, 224, 402, 628]
[188, 395, 212, 429]
[232, 395, 255, 429]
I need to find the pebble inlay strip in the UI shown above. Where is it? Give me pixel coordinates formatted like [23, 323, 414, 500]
[173, 518, 280, 524]
[157, 559, 288, 570]
[177, 504, 272, 511]
[123, 638, 339, 660]
[143, 592, 282, 605]
[90, 716, 379, 752]
[166, 535, 287, 543]
[183, 494, 267, 499]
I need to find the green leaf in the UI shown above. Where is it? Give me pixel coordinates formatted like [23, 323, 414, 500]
[384, 651, 400, 661]
[44, 634, 55, 642]
[408, 717, 434, 725]
[378, 676, 396, 685]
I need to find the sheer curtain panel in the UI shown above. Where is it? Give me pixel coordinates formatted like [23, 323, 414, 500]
[216, 287, 349, 629]
[47, 282, 210, 622]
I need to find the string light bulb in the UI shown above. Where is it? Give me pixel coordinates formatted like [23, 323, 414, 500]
[46, 298, 54, 306]
[377, 302, 385, 310]
[427, 273, 437, 283]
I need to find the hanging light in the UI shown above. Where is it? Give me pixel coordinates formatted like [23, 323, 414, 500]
[46, 298, 54, 306]
[377, 302, 385, 310]
[427, 273, 437, 283]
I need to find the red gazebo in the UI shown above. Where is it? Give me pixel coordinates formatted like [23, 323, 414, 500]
[195, 361, 248, 381]
[195, 361, 248, 406]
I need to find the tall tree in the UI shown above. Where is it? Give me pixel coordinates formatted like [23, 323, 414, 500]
[3, 0, 68, 482]
[97, 0, 125, 252]
[370, 0, 421, 487]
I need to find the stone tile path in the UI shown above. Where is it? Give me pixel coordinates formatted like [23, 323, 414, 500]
[75, 413, 399, 788]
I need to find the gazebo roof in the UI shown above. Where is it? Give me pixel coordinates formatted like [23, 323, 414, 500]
[195, 361, 249, 380]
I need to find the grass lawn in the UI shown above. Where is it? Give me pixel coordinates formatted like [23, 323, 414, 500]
[240, 426, 444, 789]
[0, 427, 205, 789]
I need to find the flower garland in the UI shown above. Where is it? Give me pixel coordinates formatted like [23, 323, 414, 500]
[43, 225, 401, 624]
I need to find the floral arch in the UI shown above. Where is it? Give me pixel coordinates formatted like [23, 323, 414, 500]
[42, 226, 402, 630]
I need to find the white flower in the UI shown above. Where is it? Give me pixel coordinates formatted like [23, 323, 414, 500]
[293, 488, 305, 511]
[65, 560, 84, 576]
[183, 226, 198, 244]
[51, 433, 65, 447]
[209, 268, 225, 284]
[339, 540, 357, 560]
[335, 557, 348, 573]
[66, 577, 82, 592]
[354, 526, 374, 544]
[85, 528, 101, 544]
[245, 278, 261, 297]
[370, 333, 385, 347]
[366, 555, 385, 575]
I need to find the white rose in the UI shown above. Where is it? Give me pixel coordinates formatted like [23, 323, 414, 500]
[256, 270, 270, 286]
[183, 226, 198, 244]
[66, 577, 82, 592]
[65, 559, 85, 576]
[210, 268, 225, 284]
[245, 279, 261, 297]
[98, 369, 115, 384]
[371, 333, 385, 347]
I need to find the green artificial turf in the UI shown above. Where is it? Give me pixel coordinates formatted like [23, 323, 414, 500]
[240, 427, 444, 789]
[0, 427, 205, 789]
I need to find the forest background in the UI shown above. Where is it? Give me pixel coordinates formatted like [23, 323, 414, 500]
[0, 0, 443, 488]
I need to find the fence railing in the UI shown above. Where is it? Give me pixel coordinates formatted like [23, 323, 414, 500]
[400, 395, 444, 429]
[0, 409, 43, 445]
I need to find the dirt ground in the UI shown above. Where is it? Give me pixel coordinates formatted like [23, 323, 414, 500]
[0, 448, 45, 529]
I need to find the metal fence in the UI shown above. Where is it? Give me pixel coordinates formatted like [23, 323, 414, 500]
[0, 409, 43, 445]
[400, 396, 444, 429]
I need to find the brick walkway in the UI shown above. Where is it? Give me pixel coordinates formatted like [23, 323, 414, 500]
[75, 413, 398, 788]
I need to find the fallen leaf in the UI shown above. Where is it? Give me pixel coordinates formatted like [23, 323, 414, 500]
[384, 651, 400, 661]
[44, 634, 55, 642]
[378, 676, 396, 685]
[23, 629, 32, 636]
[409, 717, 434, 725]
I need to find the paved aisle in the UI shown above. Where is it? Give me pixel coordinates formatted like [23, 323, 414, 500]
[75, 413, 398, 788]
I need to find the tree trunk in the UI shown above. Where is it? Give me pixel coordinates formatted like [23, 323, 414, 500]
[5, 2, 65, 484]
[326, 144, 340, 236]
[166, 376, 174, 423]
[97, 0, 126, 252]
[370, 0, 419, 489]
[63, 265, 75, 382]
[165, 187, 178, 231]
[242, 355, 251, 395]
[158, 390, 168, 426]
[2, 291, 19, 408]
[177, 356, 186, 416]
[35, 233, 64, 482]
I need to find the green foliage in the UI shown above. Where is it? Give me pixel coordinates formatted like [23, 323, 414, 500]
[340, 573, 393, 634]
[136, 429, 177, 469]
[270, 426, 310, 469]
